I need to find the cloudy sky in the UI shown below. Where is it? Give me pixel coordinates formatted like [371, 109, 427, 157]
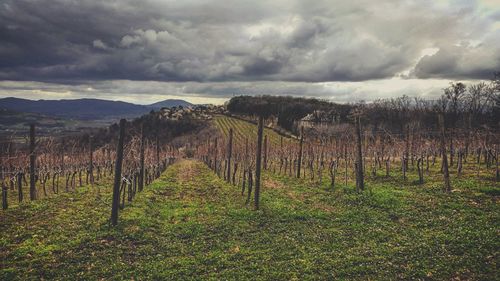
[0, 0, 499, 104]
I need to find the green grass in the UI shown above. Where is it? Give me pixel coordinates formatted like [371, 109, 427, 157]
[1, 159, 498, 280]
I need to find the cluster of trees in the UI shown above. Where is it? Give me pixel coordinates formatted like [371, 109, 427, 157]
[227, 95, 352, 132]
[366, 79, 499, 134]
[227, 74, 500, 135]
[66, 111, 206, 149]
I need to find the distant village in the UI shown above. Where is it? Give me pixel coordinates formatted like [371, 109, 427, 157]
[158, 104, 228, 121]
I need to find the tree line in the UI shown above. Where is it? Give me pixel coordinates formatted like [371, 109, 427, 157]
[227, 74, 500, 135]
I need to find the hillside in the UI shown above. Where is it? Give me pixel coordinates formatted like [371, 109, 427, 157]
[148, 99, 193, 109]
[0, 97, 194, 120]
[0, 97, 149, 120]
[1, 158, 497, 280]
[0, 108, 116, 139]
[213, 115, 295, 146]
[1, 1, 499, 279]
[1, 109, 498, 280]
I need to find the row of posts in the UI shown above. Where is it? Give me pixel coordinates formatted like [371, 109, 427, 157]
[0, 120, 149, 225]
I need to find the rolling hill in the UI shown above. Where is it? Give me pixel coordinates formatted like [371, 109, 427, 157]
[0, 97, 194, 120]
[148, 99, 193, 109]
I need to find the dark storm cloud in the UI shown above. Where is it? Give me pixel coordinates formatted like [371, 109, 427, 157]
[0, 0, 499, 84]
[412, 30, 500, 79]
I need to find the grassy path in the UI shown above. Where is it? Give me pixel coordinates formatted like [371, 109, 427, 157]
[1, 159, 498, 280]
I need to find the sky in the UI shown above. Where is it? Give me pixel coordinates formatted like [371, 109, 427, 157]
[0, 0, 499, 105]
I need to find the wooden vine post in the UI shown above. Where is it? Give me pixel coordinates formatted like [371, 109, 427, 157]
[242, 137, 249, 195]
[227, 128, 233, 183]
[263, 135, 268, 170]
[438, 114, 451, 192]
[254, 116, 264, 210]
[1, 148, 6, 209]
[1, 143, 6, 205]
[496, 144, 499, 182]
[111, 119, 126, 226]
[17, 172, 23, 203]
[139, 122, 145, 192]
[213, 137, 218, 173]
[89, 136, 94, 186]
[60, 139, 65, 180]
[29, 124, 36, 201]
[155, 134, 160, 177]
[355, 115, 365, 192]
[297, 126, 304, 178]
[2, 181, 7, 210]
[404, 124, 410, 172]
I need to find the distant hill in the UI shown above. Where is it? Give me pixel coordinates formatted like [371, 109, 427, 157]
[0, 97, 194, 120]
[148, 99, 193, 109]
[0, 97, 149, 120]
[0, 108, 112, 137]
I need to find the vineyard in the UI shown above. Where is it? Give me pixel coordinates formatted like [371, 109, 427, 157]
[2, 0, 500, 279]
[1, 109, 499, 280]
[213, 115, 291, 146]
[0, 123, 178, 211]
[206, 115, 499, 198]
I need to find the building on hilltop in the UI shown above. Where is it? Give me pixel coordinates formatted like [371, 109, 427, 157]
[296, 110, 341, 130]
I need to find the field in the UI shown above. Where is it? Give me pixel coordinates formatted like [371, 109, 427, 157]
[1, 116, 498, 280]
[0, 108, 112, 139]
[213, 115, 293, 146]
[1, 159, 498, 280]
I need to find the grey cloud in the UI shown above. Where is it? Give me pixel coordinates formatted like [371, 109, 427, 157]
[0, 0, 499, 85]
[412, 31, 500, 79]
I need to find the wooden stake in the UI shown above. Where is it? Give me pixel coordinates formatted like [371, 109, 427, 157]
[111, 119, 126, 226]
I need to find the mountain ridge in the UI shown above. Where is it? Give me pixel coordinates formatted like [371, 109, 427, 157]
[0, 97, 194, 120]
[148, 99, 193, 109]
